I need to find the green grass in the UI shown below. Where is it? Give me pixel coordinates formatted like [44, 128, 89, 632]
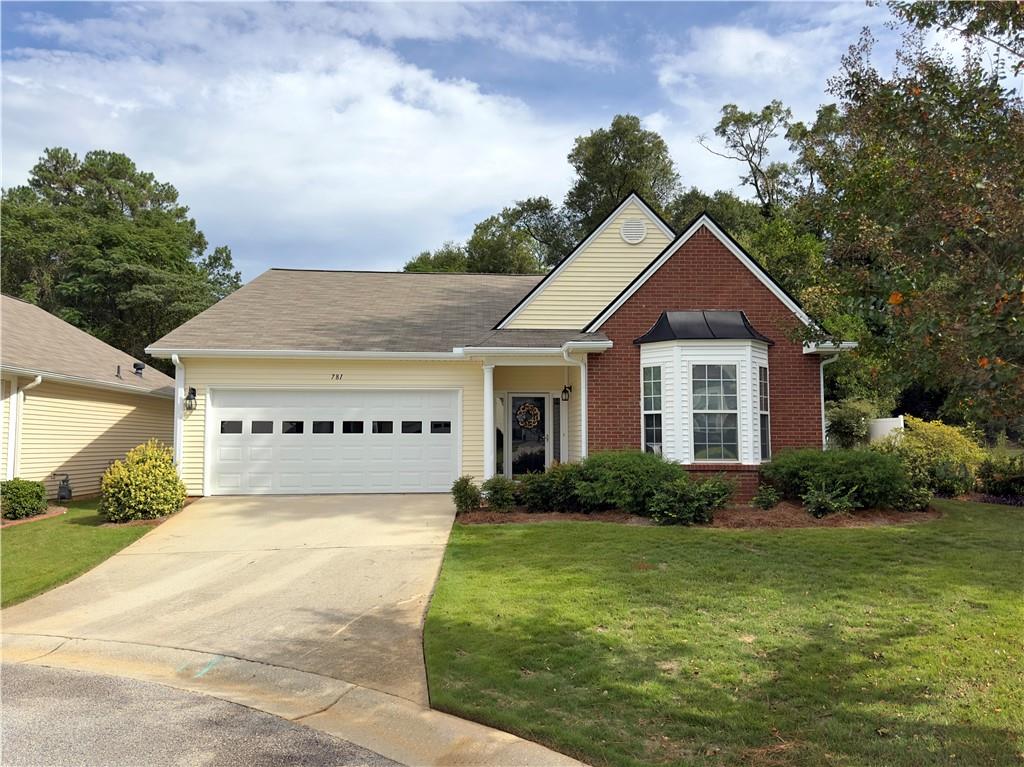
[1, 500, 153, 608]
[425, 500, 1024, 767]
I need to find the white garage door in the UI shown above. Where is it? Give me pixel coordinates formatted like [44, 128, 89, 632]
[208, 389, 458, 495]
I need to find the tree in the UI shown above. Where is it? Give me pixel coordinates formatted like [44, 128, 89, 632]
[564, 114, 680, 232]
[698, 101, 795, 217]
[465, 215, 544, 274]
[664, 187, 765, 238]
[794, 34, 1024, 430]
[403, 242, 468, 273]
[1, 148, 240, 369]
[889, 1, 1024, 73]
[501, 197, 576, 268]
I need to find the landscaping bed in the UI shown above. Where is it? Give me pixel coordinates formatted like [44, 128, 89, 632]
[425, 498, 1023, 767]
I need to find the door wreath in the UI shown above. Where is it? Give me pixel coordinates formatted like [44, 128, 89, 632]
[515, 401, 542, 430]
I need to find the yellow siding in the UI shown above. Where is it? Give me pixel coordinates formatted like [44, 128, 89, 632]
[18, 381, 173, 498]
[491, 364, 583, 463]
[1, 379, 10, 479]
[180, 358, 487, 495]
[507, 201, 671, 329]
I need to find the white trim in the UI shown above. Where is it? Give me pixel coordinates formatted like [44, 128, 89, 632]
[172, 355, 185, 472]
[202, 385, 464, 496]
[496, 193, 674, 329]
[4, 375, 18, 480]
[558, 395, 569, 463]
[0, 366, 172, 399]
[803, 341, 859, 355]
[146, 348, 466, 360]
[505, 392, 552, 476]
[483, 365, 495, 481]
[585, 215, 814, 332]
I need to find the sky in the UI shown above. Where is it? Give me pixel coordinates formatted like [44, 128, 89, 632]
[2, 1, 910, 280]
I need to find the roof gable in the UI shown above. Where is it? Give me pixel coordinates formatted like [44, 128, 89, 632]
[584, 214, 813, 332]
[497, 192, 674, 330]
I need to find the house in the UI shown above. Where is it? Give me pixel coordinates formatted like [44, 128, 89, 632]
[147, 193, 850, 500]
[1, 295, 175, 498]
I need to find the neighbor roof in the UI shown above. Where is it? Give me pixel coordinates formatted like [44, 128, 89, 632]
[148, 269, 550, 355]
[1, 295, 174, 396]
[634, 311, 774, 345]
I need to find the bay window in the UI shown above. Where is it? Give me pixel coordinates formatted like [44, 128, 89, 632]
[691, 364, 739, 460]
[758, 365, 771, 460]
[642, 365, 662, 454]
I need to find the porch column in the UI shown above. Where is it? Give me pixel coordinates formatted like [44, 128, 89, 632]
[482, 364, 495, 479]
[579, 356, 588, 458]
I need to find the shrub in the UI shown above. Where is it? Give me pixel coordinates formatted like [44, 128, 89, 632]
[481, 475, 518, 512]
[1, 478, 48, 520]
[825, 397, 878, 448]
[760, 448, 910, 510]
[977, 454, 1024, 503]
[518, 463, 585, 512]
[873, 415, 985, 496]
[649, 475, 733, 525]
[750, 484, 781, 510]
[575, 450, 683, 516]
[451, 476, 482, 514]
[99, 440, 186, 522]
[801, 481, 857, 518]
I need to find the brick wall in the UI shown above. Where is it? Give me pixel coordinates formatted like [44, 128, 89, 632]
[587, 225, 823, 491]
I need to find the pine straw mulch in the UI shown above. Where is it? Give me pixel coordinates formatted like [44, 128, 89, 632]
[457, 502, 941, 528]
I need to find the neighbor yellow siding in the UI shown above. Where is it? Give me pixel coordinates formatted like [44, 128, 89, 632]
[17, 381, 173, 498]
[507, 201, 671, 329]
[180, 358, 487, 495]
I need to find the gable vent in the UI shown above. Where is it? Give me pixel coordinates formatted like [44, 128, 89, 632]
[620, 219, 647, 245]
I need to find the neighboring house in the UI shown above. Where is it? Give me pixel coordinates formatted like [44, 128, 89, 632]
[1, 295, 174, 498]
[147, 193, 851, 499]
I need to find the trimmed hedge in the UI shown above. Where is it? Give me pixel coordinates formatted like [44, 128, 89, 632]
[649, 475, 733, 525]
[760, 448, 915, 511]
[1, 478, 48, 520]
[575, 450, 684, 516]
[519, 463, 585, 513]
[451, 476, 482, 513]
[481, 475, 518, 512]
[100, 440, 186, 523]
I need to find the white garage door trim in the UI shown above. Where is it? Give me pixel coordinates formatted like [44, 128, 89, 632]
[203, 387, 462, 495]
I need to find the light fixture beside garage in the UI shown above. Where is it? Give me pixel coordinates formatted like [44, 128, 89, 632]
[561, 385, 572, 402]
[184, 387, 197, 411]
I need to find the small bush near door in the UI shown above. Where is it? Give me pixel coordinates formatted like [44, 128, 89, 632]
[575, 450, 684, 516]
[518, 463, 585, 513]
[100, 441, 186, 523]
[1, 479, 48, 519]
[481, 476, 518, 512]
[451, 476, 482, 514]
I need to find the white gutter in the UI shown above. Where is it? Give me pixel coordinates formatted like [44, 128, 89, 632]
[804, 341, 858, 355]
[6, 375, 41, 479]
[171, 355, 184, 470]
[562, 347, 589, 459]
[146, 348, 467, 361]
[819, 354, 843, 448]
[0, 366, 172, 398]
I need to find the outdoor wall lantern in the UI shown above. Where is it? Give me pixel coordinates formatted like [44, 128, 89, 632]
[184, 387, 197, 411]
[561, 385, 573, 402]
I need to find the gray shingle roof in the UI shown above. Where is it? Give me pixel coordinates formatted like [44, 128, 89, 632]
[1, 295, 174, 396]
[149, 269, 552, 354]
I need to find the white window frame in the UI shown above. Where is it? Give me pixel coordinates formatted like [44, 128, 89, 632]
[641, 365, 663, 454]
[758, 365, 771, 461]
[690, 362, 741, 463]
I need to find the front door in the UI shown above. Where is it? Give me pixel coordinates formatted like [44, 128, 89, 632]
[508, 394, 547, 476]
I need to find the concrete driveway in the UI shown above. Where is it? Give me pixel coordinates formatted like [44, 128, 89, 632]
[3, 494, 453, 705]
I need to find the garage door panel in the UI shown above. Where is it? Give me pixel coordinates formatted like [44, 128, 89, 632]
[209, 389, 458, 494]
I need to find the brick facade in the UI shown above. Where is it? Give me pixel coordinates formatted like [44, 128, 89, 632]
[587, 226, 823, 500]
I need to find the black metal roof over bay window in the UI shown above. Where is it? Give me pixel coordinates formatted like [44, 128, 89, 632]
[633, 311, 774, 345]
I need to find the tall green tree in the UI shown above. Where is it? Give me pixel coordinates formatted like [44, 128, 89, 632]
[564, 114, 680, 232]
[664, 187, 764, 238]
[1, 148, 240, 369]
[793, 34, 1024, 429]
[403, 241, 468, 273]
[889, 1, 1024, 72]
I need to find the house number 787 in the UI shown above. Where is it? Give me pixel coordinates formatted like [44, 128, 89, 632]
[331, 373, 344, 380]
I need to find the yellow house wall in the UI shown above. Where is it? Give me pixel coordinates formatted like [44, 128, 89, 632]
[492, 364, 583, 463]
[180, 358, 487, 496]
[506, 201, 671, 329]
[17, 381, 173, 498]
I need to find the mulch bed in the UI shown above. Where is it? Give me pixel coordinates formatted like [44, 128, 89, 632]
[1, 506, 68, 528]
[457, 502, 941, 529]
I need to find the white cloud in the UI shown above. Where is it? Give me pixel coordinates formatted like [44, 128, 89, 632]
[2, 4, 604, 277]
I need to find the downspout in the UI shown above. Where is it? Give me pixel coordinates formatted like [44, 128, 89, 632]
[171, 355, 184, 472]
[820, 354, 841, 449]
[9, 375, 42, 479]
[562, 347, 588, 459]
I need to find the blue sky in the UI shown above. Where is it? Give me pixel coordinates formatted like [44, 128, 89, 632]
[2, 1, 906, 280]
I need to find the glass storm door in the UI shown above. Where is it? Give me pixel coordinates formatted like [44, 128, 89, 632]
[508, 395, 547, 476]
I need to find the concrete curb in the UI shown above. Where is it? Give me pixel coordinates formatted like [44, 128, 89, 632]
[2, 633, 585, 767]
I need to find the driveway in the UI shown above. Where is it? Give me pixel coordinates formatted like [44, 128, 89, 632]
[2, 494, 454, 705]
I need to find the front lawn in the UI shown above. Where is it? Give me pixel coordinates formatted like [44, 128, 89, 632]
[424, 500, 1024, 766]
[1, 500, 153, 607]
